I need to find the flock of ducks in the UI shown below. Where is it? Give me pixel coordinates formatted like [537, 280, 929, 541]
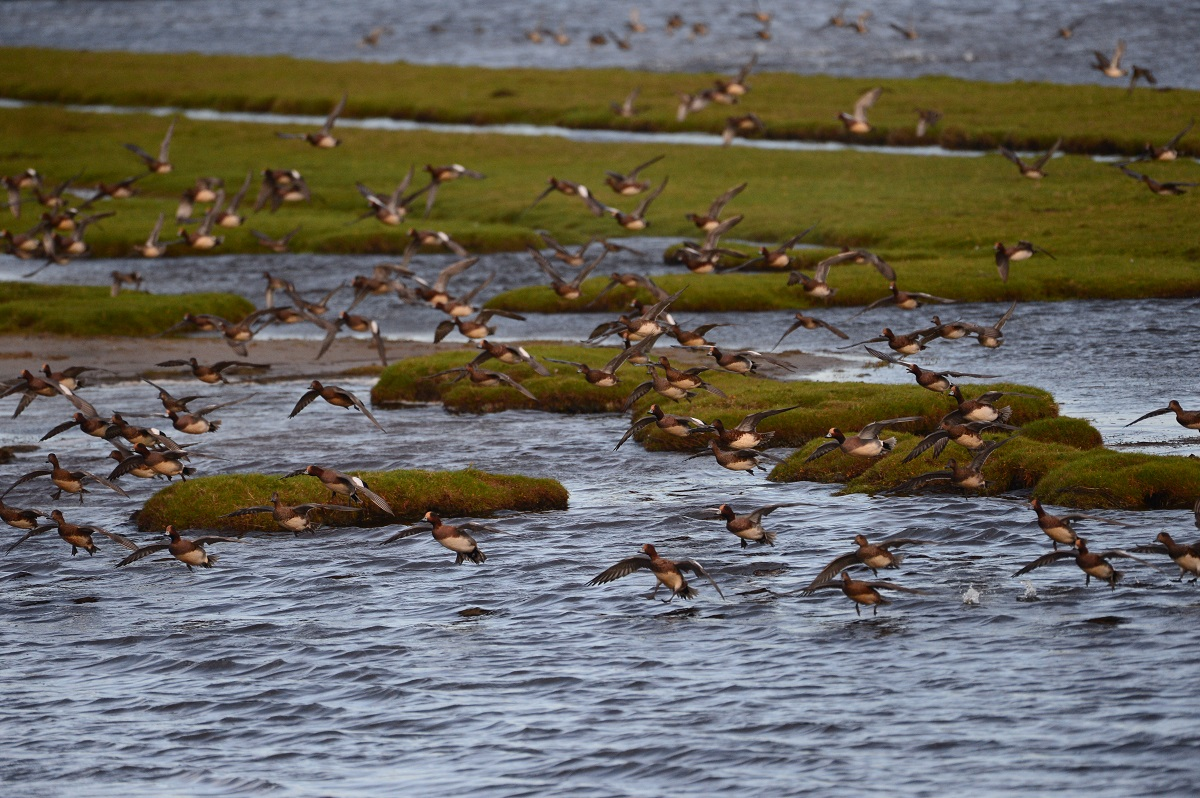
[1, 9, 1198, 616]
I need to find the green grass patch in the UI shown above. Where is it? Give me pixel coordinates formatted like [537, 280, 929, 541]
[0, 282, 254, 336]
[372, 344, 636, 414]
[373, 345, 1056, 441]
[136, 468, 569, 533]
[4, 98, 1199, 306]
[1035, 450, 1200, 510]
[2, 48, 1198, 156]
[768, 416, 1200, 510]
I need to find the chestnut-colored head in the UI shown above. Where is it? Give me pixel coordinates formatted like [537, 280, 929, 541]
[641, 543, 659, 558]
[853, 534, 869, 546]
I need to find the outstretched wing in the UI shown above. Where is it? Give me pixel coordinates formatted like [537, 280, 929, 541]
[5, 524, 55, 554]
[902, 430, 948, 463]
[587, 556, 652, 586]
[381, 524, 431, 544]
[80, 470, 131, 498]
[1012, 550, 1074, 577]
[735, 405, 801, 432]
[858, 415, 924, 439]
[889, 470, 951, 494]
[289, 389, 321, 418]
[322, 92, 348, 134]
[853, 87, 883, 122]
[675, 559, 725, 599]
[493, 372, 539, 402]
[157, 118, 176, 162]
[804, 441, 841, 462]
[708, 182, 747, 216]
[997, 146, 1025, 168]
[1124, 407, 1172, 427]
[347, 390, 387, 432]
[801, 552, 862, 592]
[633, 176, 668, 217]
[1032, 137, 1063, 170]
[869, 580, 926, 594]
[354, 483, 394, 516]
[614, 416, 656, 451]
[221, 505, 274, 517]
[116, 543, 170, 567]
[97, 529, 140, 551]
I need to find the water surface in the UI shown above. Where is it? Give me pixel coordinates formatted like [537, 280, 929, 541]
[2, 249, 1200, 795]
[3, 0, 1197, 89]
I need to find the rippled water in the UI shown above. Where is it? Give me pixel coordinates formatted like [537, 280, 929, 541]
[2, 1, 1197, 90]
[3, 245, 1200, 795]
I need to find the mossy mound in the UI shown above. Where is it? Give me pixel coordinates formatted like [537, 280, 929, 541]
[634, 381, 1056, 452]
[371, 344, 641, 414]
[1035, 450, 1200, 510]
[0, 283, 254, 337]
[373, 347, 1058, 451]
[768, 416, 1200, 510]
[136, 468, 569, 533]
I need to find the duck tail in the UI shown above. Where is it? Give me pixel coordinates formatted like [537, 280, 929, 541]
[881, 436, 898, 452]
[208, 419, 221, 433]
[679, 584, 699, 600]
[761, 530, 777, 546]
[468, 548, 487, 565]
[205, 554, 218, 566]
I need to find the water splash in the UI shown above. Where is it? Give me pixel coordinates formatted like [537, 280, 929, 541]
[1018, 580, 1039, 602]
[961, 585, 981, 605]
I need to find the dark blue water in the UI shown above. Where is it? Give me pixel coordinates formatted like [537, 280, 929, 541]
[3, 246, 1200, 796]
[2, 0, 1198, 89]
[3, 0, 1200, 790]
